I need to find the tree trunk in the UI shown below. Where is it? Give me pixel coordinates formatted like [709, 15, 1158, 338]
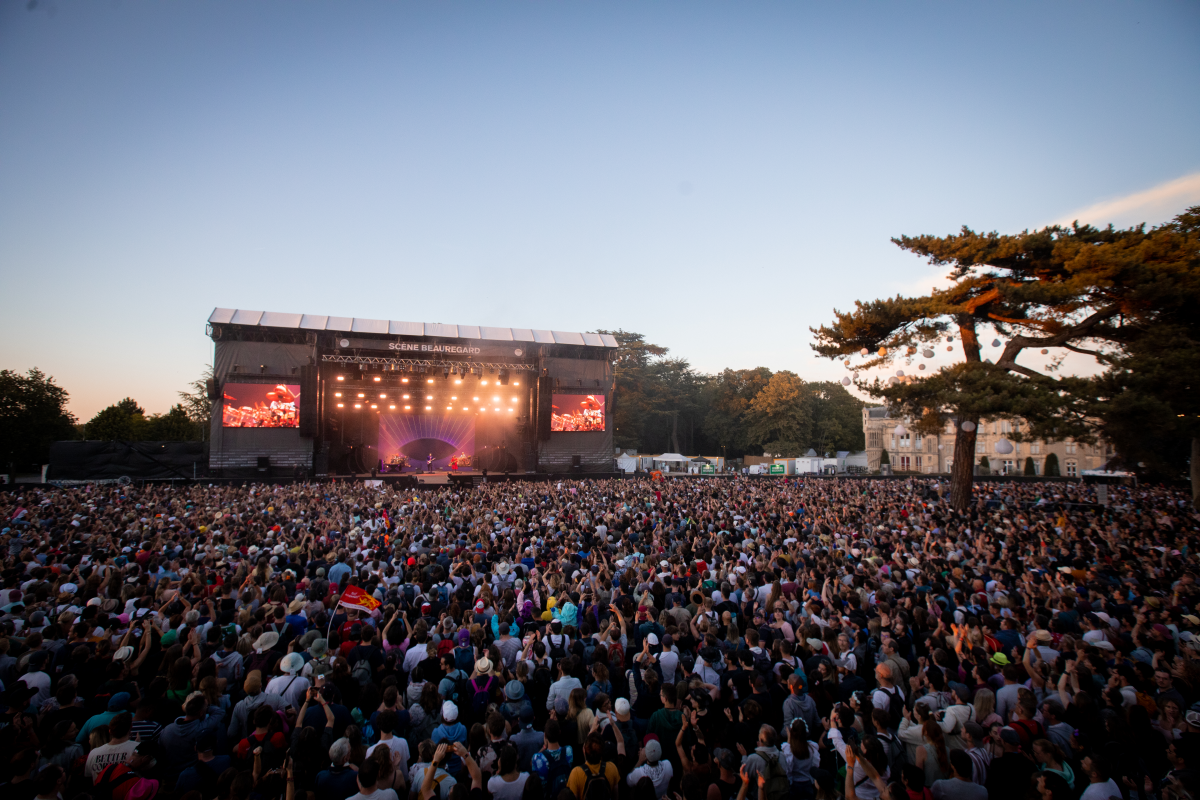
[1192, 437, 1199, 507]
[950, 420, 977, 510]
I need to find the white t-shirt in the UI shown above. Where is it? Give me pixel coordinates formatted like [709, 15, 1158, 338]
[487, 773, 530, 800]
[1079, 779, 1121, 800]
[366, 736, 411, 777]
[85, 739, 139, 779]
[627, 761, 674, 796]
[347, 789, 400, 800]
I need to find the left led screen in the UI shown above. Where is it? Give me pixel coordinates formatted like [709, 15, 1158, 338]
[221, 383, 300, 428]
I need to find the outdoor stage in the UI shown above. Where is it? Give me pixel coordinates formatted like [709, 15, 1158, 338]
[329, 470, 625, 486]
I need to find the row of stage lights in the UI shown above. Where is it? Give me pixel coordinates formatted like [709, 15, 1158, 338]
[332, 390, 521, 413]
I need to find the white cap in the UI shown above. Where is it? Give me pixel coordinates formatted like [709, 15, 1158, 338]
[442, 701, 459, 722]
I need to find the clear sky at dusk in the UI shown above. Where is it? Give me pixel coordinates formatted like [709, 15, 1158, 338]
[1, 1, 1198, 419]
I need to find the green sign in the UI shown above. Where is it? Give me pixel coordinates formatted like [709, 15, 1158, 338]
[700, 464, 715, 474]
[768, 464, 786, 474]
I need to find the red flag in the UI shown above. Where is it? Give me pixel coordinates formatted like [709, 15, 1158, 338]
[338, 585, 381, 613]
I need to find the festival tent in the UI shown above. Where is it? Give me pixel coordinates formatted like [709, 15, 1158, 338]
[616, 454, 638, 473]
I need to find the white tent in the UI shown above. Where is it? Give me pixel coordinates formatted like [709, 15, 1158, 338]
[654, 453, 690, 462]
[616, 454, 638, 473]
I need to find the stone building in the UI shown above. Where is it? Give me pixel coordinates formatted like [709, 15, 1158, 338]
[862, 406, 1111, 476]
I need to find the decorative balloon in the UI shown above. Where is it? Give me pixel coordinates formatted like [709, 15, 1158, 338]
[878, 347, 888, 356]
[841, 377, 851, 386]
[947, 337, 954, 343]
[938, 444, 944, 450]
[860, 347, 869, 356]
[922, 349, 934, 358]
[918, 363, 926, 371]
[946, 346, 953, 352]
[991, 339, 1002, 347]
[896, 370, 905, 377]
[961, 421, 976, 432]
[1041, 349, 1049, 355]
[994, 438, 1014, 454]
[893, 423, 907, 435]
[888, 377, 898, 385]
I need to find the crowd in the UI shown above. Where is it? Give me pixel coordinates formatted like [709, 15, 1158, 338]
[0, 475, 1197, 800]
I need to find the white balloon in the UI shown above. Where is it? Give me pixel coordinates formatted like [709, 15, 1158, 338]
[938, 444, 944, 450]
[841, 377, 851, 386]
[922, 349, 934, 358]
[992, 339, 1002, 347]
[961, 421, 976, 432]
[896, 370, 905, 377]
[893, 423, 907, 435]
[918, 364, 926, 371]
[947, 337, 954, 343]
[994, 438, 1014, 454]
[888, 377, 898, 385]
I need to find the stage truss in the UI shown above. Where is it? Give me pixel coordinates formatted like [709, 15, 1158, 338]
[321, 354, 535, 372]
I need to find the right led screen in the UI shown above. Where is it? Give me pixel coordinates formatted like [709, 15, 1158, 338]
[551, 394, 605, 432]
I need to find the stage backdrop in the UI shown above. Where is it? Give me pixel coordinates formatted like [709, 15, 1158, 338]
[379, 414, 475, 471]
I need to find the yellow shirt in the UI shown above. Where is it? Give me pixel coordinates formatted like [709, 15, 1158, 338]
[566, 761, 620, 799]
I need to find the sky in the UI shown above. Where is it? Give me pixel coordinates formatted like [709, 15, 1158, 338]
[1, 1, 1198, 420]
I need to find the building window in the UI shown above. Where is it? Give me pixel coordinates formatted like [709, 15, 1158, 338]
[899, 456, 911, 470]
[976, 442, 985, 454]
[899, 433, 911, 448]
[1031, 442, 1041, 454]
[1066, 460, 1078, 477]
[915, 434, 923, 450]
[916, 456, 923, 469]
[1065, 442, 1077, 454]
[1000, 420, 1013, 434]
[1013, 442, 1021, 455]
[945, 459, 954, 473]
[868, 431, 882, 449]
[1002, 459, 1015, 475]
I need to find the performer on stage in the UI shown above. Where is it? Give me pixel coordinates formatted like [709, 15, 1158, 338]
[450, 455, 458, 471]
[426, 453, 434, 471]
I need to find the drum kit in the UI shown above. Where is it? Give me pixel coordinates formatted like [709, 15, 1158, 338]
[382, 454, 409, 473]
[449, 453, 472, 470]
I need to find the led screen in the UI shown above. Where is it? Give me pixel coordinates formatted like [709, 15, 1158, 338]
[551, 394, 605, 432]
[221, 383, 300, 428]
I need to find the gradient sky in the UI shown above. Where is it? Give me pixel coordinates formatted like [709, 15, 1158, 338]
[2, 1, 1198, 420]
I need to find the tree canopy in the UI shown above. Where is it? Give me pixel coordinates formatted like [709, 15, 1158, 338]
[0, 368, 78, 470]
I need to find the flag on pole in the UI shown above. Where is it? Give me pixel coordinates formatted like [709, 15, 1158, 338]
[338, 585, 381, 613]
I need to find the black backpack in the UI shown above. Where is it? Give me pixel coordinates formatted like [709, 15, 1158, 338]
[541, 746, 573, 795]
[880, 686, 904, 729]
[547, 634, 569, 662]
[581, 762, 612, 800]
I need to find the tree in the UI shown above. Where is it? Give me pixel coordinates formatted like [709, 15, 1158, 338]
[809, 381, 866, 454]
[595, 330, 669, 451]
[85, 398, 146, 441]
[177, 365, 214, 441]
[1044, 452, 1060, 476]
[702, 368, 773, 457]
[1024, 456, 1036, 476]
[746, 371, 813, 456]
[0, 368, 78, 471]
[812, 206, 1200, 509]
[144, 405, 202, 441]
[879, 448, 890, 468]
[978, 456, 991, 474]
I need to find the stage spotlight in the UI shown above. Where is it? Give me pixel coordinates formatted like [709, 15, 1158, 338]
[404, 405, 411, 410]
[355, 403, 362, 409]
[336, 375, 344, 381]
[389, 404, 396, 409]
[401, 378, 409, 383]
[379, 393, 386, 398]
[334, 392, 342, 397]
[451, 396, 457, 400]
[446, 405, 452, 410]
[374, 376, 381, 382]
[493, 396, 500, 402]
[455, 379, 462, 384]
[370, 404, 377, 409]
[499, 369, 509, 385]
[424, 405, 431, 410]
[402, 394, 410, 399]
[481, 380, 489, 386]
[358, 393, 365, 398]
[513, 381, 520, 386]
[427, 378, 434, 384]
[473, 396, 479, 401]
[425, 395, 432, 400]
[337, 403, 344, 408]
[442, 366, 450, 379]
[489, 367, 496, 374]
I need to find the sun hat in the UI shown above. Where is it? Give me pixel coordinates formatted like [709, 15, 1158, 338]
[505, 680, 525, 701]
[280, 653, 304, 674]
[254, 632, 280, 652]
[308, 638, 329, 658]
[475, 657, 493, 674]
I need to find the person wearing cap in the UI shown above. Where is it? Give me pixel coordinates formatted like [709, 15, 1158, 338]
[500, 680, 533, 732]
[984, 727, 1036, 799]
[228, 671, 289, 742]
[266, 652, 311, 710]
[431, 701, 467, 775]
[77, 691, 133, 743]
[159, 691, 224, 771]
[627, 736, 673, 796]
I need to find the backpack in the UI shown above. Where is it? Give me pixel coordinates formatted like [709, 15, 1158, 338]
[581, 761, 612, 800]
[470, 676, 494, 718]
[454, 645, 475, 673]
[750, 647, 773, 676]
[877, 730, 907, 772]
[880, 686, 905, 730]
[606, 642, 625, 671]
[541, 746, 573, 795]
[548, 634, 569, 662]
[759, 751, 790, 800]
[352, 657, 374, 687]
[94, 764, 142, 800]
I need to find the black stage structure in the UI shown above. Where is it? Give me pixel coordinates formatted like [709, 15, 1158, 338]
[206, 309, 618, 478]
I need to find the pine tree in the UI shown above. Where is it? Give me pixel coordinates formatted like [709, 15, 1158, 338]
[1045, 452, 1061, 477]
[978, 456, 991, 474]
[879, 448, 890, 468]
[812, 205, 1200, 509]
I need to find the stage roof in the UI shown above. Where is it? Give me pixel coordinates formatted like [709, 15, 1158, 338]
[209, 308, 618, 349]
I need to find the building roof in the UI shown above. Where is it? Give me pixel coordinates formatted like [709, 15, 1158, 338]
[866, 407, 891, 419]
[208, 308, 618, 349]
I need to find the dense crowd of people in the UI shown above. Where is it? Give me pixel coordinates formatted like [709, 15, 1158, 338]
[0, 475, 1197, 800]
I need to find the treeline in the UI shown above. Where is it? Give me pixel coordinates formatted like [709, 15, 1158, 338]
[0, 367, 212, 471]
[599, 331, 865, 458]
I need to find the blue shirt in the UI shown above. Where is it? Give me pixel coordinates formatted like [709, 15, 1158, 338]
[327, 563, 351, 586]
